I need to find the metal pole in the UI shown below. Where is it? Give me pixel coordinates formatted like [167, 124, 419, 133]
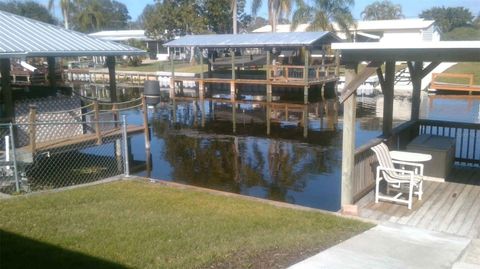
[9, 123, 20, 192]
[122, 115, 130, 177]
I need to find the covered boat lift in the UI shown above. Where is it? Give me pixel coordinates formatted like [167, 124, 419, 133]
[0, 10, 145, 122]
[164, 32, 341, 104]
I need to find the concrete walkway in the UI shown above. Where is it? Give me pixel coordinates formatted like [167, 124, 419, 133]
[289, 222, 477, 269]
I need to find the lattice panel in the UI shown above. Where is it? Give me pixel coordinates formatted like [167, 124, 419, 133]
[15, 96, 83, 146]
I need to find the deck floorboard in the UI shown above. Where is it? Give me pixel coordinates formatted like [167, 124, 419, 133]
[357, 166, 480, 239]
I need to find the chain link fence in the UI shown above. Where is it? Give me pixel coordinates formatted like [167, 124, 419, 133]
[0, 117, 130, 194]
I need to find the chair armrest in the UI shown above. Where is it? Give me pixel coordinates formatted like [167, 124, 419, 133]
[377, 166, 414, 175]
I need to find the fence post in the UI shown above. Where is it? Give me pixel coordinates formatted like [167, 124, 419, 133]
[28, 105, 37, 155]
[94, 100, 101, 144]
[122, 115, 130, 177]
[9, 123, 20, 193]
[141, 94, 151, 150]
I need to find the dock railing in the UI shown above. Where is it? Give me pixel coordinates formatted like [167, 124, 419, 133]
[352, 119, 480, 202]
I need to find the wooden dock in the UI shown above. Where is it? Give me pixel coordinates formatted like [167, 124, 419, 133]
[18, 126, 145, 154]
[430, 73, 480, 94]
[357, 166, 480, 239]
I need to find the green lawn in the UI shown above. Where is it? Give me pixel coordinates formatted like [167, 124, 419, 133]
[0, 180, 372, 269]
[438, 62, 480, 84]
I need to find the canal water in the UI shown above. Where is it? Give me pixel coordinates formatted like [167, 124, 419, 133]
[108, 88, 480, 212]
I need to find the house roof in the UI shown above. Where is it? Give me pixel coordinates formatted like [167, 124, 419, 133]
[163, 32, 340, 48]
[88, 30, 153, 41]
[252, 19, 436, 33]
[332, 41, 480, 62]
[0, 10, 145, 58]
[252, 24, 310, 33]
[351, 19, 435, 31]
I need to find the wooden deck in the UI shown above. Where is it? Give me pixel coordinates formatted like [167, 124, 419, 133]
[357, 166, 480, 239]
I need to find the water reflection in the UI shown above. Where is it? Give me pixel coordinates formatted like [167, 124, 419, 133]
[76, 84, 480, 211]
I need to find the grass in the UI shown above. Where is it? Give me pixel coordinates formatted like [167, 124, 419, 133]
[0, 180, 372, 269]
[117, 62, 207, 73]
[437, 62, 480, 85]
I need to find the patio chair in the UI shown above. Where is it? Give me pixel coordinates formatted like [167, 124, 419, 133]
[371, 143, 424, 209]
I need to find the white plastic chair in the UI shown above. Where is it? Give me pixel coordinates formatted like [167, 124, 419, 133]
[371, 143, 424, 209]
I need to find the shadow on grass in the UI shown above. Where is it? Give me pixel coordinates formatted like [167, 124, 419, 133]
[0, 230, 129, 269]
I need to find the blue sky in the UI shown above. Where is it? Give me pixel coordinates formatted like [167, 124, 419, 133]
[41, 0, 480, 21]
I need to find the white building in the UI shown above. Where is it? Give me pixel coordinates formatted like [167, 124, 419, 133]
[252, 19, 441, 43]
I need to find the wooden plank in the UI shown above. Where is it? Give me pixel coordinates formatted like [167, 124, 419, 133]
[392, 180, 440, 224]
[446, 185, 480, 234]
[434, 182, 474, 232]
[416, 182, 465, 230]
[457, 186, 480, 236]
[399, 181, 447, 225]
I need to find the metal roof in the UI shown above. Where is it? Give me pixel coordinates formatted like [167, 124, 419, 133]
[332, 41, 480, 62]
[88, 30, 153, 41]
[164, 32, 339, 48]
[0, 11, 145, 58]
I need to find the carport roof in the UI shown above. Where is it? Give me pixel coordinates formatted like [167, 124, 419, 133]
[164, 32, 340, 48]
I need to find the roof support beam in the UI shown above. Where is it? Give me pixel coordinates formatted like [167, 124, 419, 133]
[382, 61, 395, 137]
[47, 57, 56, 91]
[341, 64, 358, 208]
[407, 61, 423, 121]
[1, 58, 12, 121]
[106, 56, 117, 102]
[340, 61, 381, 103]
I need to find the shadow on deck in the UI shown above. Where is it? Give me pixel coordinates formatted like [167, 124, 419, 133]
[357, 166, 480, 239]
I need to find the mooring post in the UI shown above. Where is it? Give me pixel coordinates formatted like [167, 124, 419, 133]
[199, 49, 205, 99]
[7, 123, 20, 192]
[304, 47, 310, 104]
[141, 94, 151, 150]
[122, 115, 130, 177]
[266, 50, 272, 103]
[94, 100, 101, 144]
[28, 105, 37, 155]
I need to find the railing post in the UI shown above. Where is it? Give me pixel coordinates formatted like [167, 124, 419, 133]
[28, 105, 37, 155]
[121, 115, 130, 177]
[94, 100, 101, 144]
[141, 94, 151, 150]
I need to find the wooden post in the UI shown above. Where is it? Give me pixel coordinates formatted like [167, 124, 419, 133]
[1, 58, 12, 121]
[141, 94, 151, 150]
[47, 57, 56, 90]
[106, 56, 117, 102]
[170, 51, 175, 99]
[199, 49, 205, 99]
[29, 105, 37, 155]
[266, 50, 272, 103]
[304, 47, 310, 104]
[341, 64, 357, 208]
[230, 50, 236, 102]
[383, 61, 395, 137]
[94, 100, 101, 144]
[409, 61, 423, 121]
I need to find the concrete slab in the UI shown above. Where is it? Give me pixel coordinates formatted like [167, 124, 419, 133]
[452, 239, 480, 269]
[289, 223, 471, 269]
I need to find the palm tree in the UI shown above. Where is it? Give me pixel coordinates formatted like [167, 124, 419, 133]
[231, 0, 237, 34]
[291, 0, 355, 35]
[361, 0, 404, 20]
[48, 0, 70, 29]
[251, 0, 298, 32]
[75, 0, 106, 32]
